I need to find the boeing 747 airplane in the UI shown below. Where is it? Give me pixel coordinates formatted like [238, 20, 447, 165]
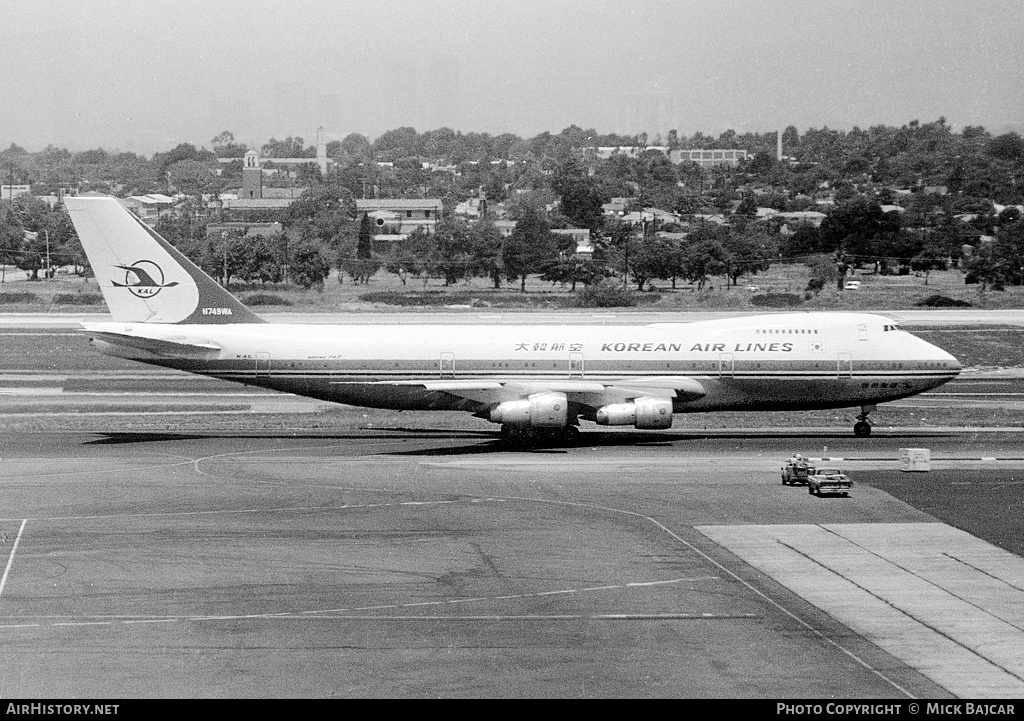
[64, 196, 962, 443]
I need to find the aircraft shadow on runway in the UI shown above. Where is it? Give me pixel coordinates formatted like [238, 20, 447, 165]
[82, 428, 497, 446]
[84, 427, 956, 454]
[380, 429, 958, 457]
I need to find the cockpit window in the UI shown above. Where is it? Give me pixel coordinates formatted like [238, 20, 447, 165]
[883, 324, 900, 332]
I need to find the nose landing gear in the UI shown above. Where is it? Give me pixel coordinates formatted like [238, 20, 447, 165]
[853, 405, 875, 437]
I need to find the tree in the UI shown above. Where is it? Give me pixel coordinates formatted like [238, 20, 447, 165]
[374, 127, 418, 162]
[202, 231, 249, 286]
[781, 223, 823, 258]
[7, 196, 76, 279]
[261, 137, 310, 158]
[430, 217, 474, 286]
[211, 131, 248, 158]
[384, 227, 429, 286]
[239, 234, 285, 285]
[153, 143, 215, 175]
[679, 237, 728, 290]
[285, 184, 355, 250]
[357, 212, 374, 259]
[289, 238, 332, 289]
[551, 155, 605, 231]
[805, 255, 838, 295]
[735, 194, 758, 217]
[987, 133, 1024, 162]
[910, 246, 948, 285]
[819, 196, 902, 265]
[723, 227, 774, 286]
[167, 159, 216, 196]
[339, 133, 372, 162]
[541, 254, 607, 291]
[338, 255, 381, 285]
[962, 242, 1005, 291]
[503, 205, 557, 291]
[0, 216, 22, 282]
[468, 220, 504, 288]
[628, 236, 673, 291]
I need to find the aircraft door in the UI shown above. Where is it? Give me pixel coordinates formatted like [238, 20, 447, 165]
[718, 353, 734, 377]
[439, 352, 455, 377]
[859, 324, 868, 341]
[256, 352, 270, 378]
[838, 352, 852, 378]
[569, 352, 584, 377]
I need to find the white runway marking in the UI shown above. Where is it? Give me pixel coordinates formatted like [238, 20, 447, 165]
[697, 522, 1024, 699]
[0, 498, 507, 524]
[0, 520, 27, 601]
[0, 576, 720, 627]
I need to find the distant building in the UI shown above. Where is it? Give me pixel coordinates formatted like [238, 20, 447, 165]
[241, 149, 263, 200]
[235, 128, 331, 203]
[454, 197, 506, 220]
[592, 146, 668, 160]
[669, 149, 748, 167]
[494, 219, 517, 237]
[778, 211, 826, 228]
[355, 199, 442, 236]
[619, 207, 679, 227]
[119, 194, 176, 225]
[0, 185, 31, 200]
[551, 228, 592, 256]
[602, 198, 628, 216]
[205, 221, 283, 239]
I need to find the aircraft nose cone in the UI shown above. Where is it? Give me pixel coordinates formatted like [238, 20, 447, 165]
[932, 344, 962, 374]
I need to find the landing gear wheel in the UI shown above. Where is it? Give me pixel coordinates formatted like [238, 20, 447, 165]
[853, 421, 872, 437]
[499, 424, 529, 448]
[560, 425, 581, 446]
[853, 405, 875, 438]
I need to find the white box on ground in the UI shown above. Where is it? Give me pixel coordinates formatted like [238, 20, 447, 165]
[900, 448, 931, 472]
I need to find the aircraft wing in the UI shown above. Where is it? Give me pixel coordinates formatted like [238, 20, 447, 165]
[346, 376, 706, 409]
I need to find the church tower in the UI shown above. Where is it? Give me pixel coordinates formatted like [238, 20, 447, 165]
[242, 149, 262, 199]
[316, 127, 328, 176]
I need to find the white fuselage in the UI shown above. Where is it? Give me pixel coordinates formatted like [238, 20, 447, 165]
[84, 312, 961, 418]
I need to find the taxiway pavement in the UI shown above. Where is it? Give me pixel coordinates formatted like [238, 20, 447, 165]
[0, 428, 1021, 698]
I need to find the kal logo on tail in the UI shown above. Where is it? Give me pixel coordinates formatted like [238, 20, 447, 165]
[112, 260, 179, 298]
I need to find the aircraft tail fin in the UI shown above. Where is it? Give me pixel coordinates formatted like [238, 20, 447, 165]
[64, 196, 264, 324]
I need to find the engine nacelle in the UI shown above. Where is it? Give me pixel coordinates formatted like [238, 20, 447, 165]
[594, 403, 637, 426]
[635, 396, 673, 429]
[595, 396, 673, 429]
[490, 392, 568, 428]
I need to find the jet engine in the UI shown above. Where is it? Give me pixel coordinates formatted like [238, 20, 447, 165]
[490, 392, 568, 428]
[595, 396, 673, 429]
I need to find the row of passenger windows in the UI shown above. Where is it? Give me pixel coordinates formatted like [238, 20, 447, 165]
[754, 328, 820, 334]
[268, 359, 952, 371]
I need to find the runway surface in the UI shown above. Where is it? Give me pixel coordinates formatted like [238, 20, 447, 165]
[0, 427, 1022, 698]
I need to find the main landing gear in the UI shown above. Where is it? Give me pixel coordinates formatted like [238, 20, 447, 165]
[853, 405, 875, 437]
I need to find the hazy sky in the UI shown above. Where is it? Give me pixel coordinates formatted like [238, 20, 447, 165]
[1, 0, 1022, 154]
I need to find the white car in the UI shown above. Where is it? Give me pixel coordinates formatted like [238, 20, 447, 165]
[844, 280, 862, 290]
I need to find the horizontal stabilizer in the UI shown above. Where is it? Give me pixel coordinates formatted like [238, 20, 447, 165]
[83, 329, 221, 359]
